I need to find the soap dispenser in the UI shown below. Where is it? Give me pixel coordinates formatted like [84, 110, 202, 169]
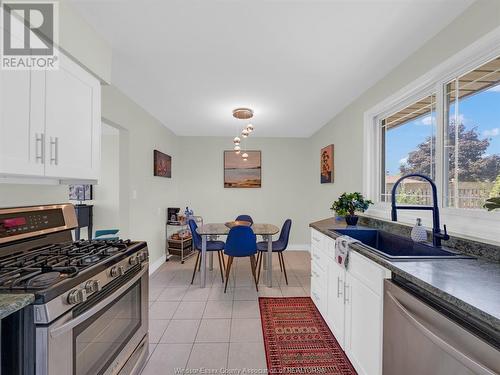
[411, 218, 427, 242]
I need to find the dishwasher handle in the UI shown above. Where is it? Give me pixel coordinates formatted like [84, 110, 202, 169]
[386, 291, 497, 375]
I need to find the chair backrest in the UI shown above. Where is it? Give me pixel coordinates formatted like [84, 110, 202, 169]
[188, 219, 202, 250]
[235, 214, 253, 224]
[224, 226, 257, 257]
[278, 219, 292, 248]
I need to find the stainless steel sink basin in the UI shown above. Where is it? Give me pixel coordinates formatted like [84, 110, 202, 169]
[330, 227, 474, 261]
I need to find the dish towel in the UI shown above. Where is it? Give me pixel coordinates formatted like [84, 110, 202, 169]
[335, 235, 360, 269]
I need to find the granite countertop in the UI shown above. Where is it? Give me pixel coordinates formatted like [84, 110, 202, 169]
[0, 293, 35, 319]
[310, 217, 500, 337]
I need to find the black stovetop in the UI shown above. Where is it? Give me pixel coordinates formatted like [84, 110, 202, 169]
[0, 239, 146, 302]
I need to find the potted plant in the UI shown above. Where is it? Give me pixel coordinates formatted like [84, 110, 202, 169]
[484, 197, 500, 211]
[331, 192, 373, 226]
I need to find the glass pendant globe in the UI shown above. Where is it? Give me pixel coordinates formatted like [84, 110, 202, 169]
[246, 124, 254, 132]
[241, 129, 249, 138]
[234, 145, 241, 151]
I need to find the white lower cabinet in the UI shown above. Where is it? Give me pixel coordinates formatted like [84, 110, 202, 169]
[310, 229, 391, 375]
[326, 258, 345, 347]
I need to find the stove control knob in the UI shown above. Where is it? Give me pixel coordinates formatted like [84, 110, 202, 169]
[67, 289, 87, 305]
[111, 265, 125, 277]
[85, 280, 101, 293]
[129, 255, 138, 265]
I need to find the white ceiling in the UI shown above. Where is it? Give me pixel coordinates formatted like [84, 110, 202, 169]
[70, 0, 474, 137]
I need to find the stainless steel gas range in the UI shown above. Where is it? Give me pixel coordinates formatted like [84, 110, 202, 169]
[0, 204, 149, 375]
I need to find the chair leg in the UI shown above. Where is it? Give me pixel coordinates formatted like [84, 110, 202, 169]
[256, 252, 263, 284]
[250, 255, 259, 292]
[280, 252, 288, 285]
[191, 251, 200, 285]
[224, 256, 234, 293]
[217, 251, 224, 283]
[278, 251, 283, 272]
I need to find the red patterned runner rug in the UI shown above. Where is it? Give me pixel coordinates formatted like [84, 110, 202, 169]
[259, 297, 357, 375]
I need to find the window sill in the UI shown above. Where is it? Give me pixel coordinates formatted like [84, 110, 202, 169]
[363, 204, 500, 247]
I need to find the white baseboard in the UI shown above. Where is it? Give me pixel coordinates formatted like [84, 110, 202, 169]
[149, 256, 165, 276]
[287, 244, 310, 252]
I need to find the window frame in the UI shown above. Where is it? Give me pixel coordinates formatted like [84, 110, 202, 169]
[363, 27, 500, 243]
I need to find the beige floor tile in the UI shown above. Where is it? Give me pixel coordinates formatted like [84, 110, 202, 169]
[160, 319, 200, 344]
[227, 342, 266, 369]
[183, 286, 211, 301]
[281, 286, 307, 297]
[149, 319, 170, 343]
[187, 343, 229, 369]
[147, 343, 156, 360]
[149, 287, 164, 302]
[157, 287, 188, 301]
[234, 286, 259, 301]
[141, 343, 192, 375]
[149, 301, 180, 320]
[203, 300, 233, 319]
[173, 301, 206, 320]
[258, 287, 283, 297]
[195, 319, 231, 342]
[230, 319, 263, 343]
[208, 286, 234, 301]
[232, 300, 261, 319]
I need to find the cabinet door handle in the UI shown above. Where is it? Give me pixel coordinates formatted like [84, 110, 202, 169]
[337, 276, 343, 298]
[50, 137, 58, 165]
[343, 283, 349, 304]
[35, 133, 44, 163]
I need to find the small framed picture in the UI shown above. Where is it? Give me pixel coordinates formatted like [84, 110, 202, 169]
[321, 144, 334, 183]
[154, 150, 172, 178]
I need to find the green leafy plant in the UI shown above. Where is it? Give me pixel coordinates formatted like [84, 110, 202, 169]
[331, 192, 373, 217]
[484, 197, 500, 211]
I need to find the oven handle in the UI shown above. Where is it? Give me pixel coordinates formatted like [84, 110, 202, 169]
[50, 264, 148, 338]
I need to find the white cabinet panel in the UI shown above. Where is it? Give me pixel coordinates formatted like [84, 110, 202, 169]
[326, 258, 345, 348]
[0, 70, 45, 176]
[310, 229, 390, 375]
[44, 54, 101, 180]
[344, 271, 384, 375]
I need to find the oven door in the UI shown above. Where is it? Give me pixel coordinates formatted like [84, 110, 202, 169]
[36, 264, 149, 375]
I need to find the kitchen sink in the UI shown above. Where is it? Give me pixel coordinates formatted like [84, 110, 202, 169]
[330, 227, 474, 261]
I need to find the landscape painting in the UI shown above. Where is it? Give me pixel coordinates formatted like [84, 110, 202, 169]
[321, 144, 334, 183]
[224, 150, 261, 188]
[153, 150, 172, 178]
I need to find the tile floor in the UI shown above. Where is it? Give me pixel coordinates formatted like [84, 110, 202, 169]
[141, 251, 311, 375]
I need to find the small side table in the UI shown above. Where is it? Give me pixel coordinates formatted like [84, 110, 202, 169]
[74, 204, 93, 241]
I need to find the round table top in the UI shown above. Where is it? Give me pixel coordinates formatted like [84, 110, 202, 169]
[196, 223, 280, 236]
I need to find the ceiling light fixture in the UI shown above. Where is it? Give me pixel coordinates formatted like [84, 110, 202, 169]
[232, 108, 254, 120]
[231, 108, 255, 158]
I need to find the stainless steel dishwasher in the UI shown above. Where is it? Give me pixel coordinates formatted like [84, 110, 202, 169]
[383, 280, 500, 375]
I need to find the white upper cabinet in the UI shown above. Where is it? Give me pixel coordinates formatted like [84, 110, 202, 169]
[0, 69, 45, 177]
[0, 52, 101, 182]
[44, 54, 101, 180]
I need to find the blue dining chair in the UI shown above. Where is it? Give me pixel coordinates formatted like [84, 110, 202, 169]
[235, 214, 253, 224]
[223, 225, 258, 293]
[188, 219, 226, 284]
[256, 219, 292, 285]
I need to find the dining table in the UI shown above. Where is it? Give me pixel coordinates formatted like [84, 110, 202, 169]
[196, 223, 280, 288]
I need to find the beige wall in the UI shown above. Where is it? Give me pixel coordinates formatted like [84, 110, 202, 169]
[308, 0, 500, 222]
[178, 137, 313, 246]
[92, 125, 120, 234]
[179, 137, 311, 248]
[101, 85, 182, 265]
